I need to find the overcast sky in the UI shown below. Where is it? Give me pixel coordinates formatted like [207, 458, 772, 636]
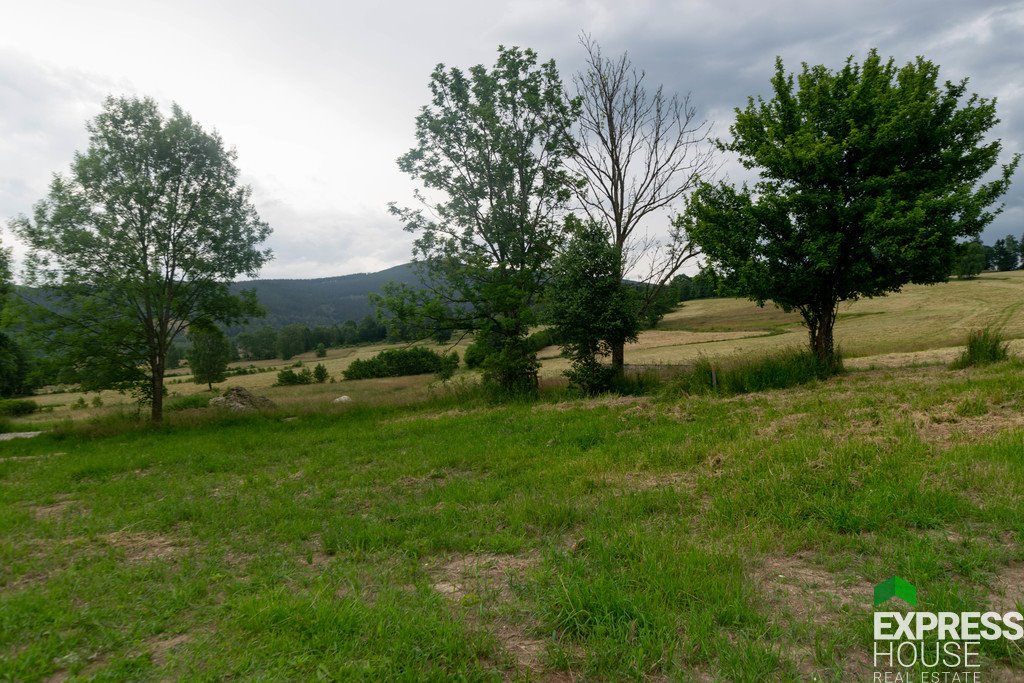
[1, 0, 1021, 279]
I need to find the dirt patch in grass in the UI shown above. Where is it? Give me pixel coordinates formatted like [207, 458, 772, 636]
[754, 553, 863, 624]
[428, 551, 546, 673]
[753, 553, 873, 679]
[913, 401, 1024, 449]
[755, 412, 809, 438]
[605, 470, 695, 492]
[146, 633, 192, 667]
[535, 396, 650, 413]
[393, 467, 484, 492]
[104, 531, 185, 562]
[29, 496, 75, 520]
[989, 563, 1024, 613]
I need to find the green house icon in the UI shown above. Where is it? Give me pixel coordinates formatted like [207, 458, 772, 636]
[874, 576, 917, 607]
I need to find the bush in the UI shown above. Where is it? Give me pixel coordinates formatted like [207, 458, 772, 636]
[952, 327, 1009, 368]
[0, 398, 39, 416]
[313, 363, 329, 383]
[167, 393, 214, 411]
[526, 328, 559, 353]
[276, 367, 314, 385]
[666, 350, 841, 397]
[464, 341, 486, 369]
[315, 343, 327, 358]
[343, 347, 459, 380]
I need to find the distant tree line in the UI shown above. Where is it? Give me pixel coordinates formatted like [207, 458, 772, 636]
[955, 234, 1024, 278]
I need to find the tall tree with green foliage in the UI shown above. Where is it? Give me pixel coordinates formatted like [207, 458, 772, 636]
[11, 96, 271, 421]
[545, 216, 640, 393]
[187, 327, 232, 391]
[955, 240, 988, 279]
[690, 51, 1019, 363]
[382, 46, 579, 395]
[0, 239, 29, 397]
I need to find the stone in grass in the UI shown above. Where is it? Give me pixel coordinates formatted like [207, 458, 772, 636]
[208, 387, 276, 411]
[333, 396, 352, 404]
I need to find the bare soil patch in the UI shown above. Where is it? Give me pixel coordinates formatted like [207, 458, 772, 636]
[753, 553, 873, 679]
[146, 633, 192, 667]
[428, 552, 546, 674]
[913, 401, 1024, 449]
[989, 562, 1024, 613]
[29, 496, 75, 520]
[104, 531, 184, 562]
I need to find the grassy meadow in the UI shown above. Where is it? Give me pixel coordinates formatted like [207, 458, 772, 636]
[2, 272, 1024, 680]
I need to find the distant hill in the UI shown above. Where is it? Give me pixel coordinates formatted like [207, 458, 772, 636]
[231, 263, 421, 327]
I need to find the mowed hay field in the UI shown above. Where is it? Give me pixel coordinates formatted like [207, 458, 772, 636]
[3, 357, 1024, 678]
[15, 271, 1024, 424]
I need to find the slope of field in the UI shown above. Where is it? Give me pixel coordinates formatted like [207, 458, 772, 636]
[3, 361, 1024, 679]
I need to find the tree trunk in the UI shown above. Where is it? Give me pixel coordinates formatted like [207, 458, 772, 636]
[803, 303, 837, 366]
[610, 341, 625, 372]
[150, 373, 164, 423]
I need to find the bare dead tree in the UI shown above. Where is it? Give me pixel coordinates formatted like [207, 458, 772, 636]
[572, 34, 716, 369]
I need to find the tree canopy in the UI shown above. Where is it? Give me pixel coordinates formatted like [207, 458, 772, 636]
[187, 327, 232, 391]
[545, 216, 640, 394]
[383, 46, 579, 394]
[690, 51, 1020, 362]
[12, 96, 271, 420]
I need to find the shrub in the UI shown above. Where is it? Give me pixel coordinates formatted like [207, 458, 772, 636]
[952, 327, 1009, 368]
[665, 350, 841, 397]
[276, 367, 314, 386]
[464, 341, 486, 369]
[343, 347, 459, 380]
[312, 363, 329, 383]
[0, 398, 39, 416]
[167, 393, 214, 411]
[526, 328, 559, 353]
[315, 343, 327, 358]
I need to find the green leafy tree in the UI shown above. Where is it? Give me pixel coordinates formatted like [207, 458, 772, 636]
[11, 96, 271, 420]
[276, 324, 308, 360]
[314, 342, 327, 358]
[991, 238, 1018, 271]
[381, 46, 579, 395]
[955, 240, 988, 279]
[546, 217, 640, 393]
[1003, 235, 1020, 270]
[690, 51, 1019, 363]
[312, 362, 329, 383]
[187, 327, 232, 390]
[0, 240, 28, 397]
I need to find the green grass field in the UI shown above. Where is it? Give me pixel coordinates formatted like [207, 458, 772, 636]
[3, 357, 1024, 680]
[3, 273, 1024, 680]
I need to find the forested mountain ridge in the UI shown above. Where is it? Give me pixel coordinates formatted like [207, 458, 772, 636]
[229, 263, 420, 327]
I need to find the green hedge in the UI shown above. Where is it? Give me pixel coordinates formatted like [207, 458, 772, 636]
[0, 399, 39, 417]
[344, 347, 459, 380]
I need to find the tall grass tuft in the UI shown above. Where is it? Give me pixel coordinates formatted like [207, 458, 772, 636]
[665, 349, 842, 397]
[952, 327, 1009, 369]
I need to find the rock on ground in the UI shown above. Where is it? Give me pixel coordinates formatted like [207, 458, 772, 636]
[208, 387, 275, 411]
